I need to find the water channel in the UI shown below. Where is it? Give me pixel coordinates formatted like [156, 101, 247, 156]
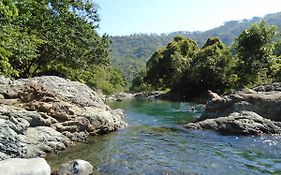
[47, 99, 281, 175]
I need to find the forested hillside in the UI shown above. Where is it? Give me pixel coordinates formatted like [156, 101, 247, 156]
[109, 12, 281, 84]
[130, 22, 281, 97]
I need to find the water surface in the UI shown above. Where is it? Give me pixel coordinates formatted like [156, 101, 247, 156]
[47, 99, 281, 175]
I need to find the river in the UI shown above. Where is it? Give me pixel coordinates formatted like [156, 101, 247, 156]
[47, 99, 281, 175]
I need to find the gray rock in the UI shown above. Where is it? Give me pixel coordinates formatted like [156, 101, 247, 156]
[0, 105, 71, 158]
[253, 82, 281, 92]
[25, 126, 71, 157]
[0, 76, 126, 160]
[134, 91, 167, 99]
[55, 159, 93, 175]
[0, 118, 28, 159]
[15, 76, 105, 108]
[0, 76, 10, 85]
[200, 89, 281, 121]
[186, 83, 281, 135]
[0, 157, 51, 175]
[106, 92, 134, 102]
[186, 111, 281, 135]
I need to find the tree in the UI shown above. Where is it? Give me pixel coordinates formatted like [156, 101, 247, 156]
[145, 36, 199, 89]
[272, 40, 281, 81]
[87, 66, 126, 95]
[273, 40, 281, 56]
[0, 0, 125, 94]
[130, 68, 153, 92]
[234, 21, 278, 86]
[10, 0, 110, 78]
[176, 37, 237, 96]
[0, 0, 42, 77]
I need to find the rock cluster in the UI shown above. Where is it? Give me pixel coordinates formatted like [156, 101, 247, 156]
[0, 157, 93, 175]
[0, 76, 126, 160]
[185, 83, 281, 135]
[105, 92, 134, 101]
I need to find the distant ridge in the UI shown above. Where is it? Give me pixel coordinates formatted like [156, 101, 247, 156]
[109, 12, 281, 83]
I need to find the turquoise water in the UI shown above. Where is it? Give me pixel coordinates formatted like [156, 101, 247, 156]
[47, 99, 281, 175]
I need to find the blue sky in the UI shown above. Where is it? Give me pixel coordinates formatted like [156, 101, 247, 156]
[95, 0, 281, 36]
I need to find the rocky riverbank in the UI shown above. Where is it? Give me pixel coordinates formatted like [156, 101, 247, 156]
[185, 83, 281, 135]
[0, 76, 127, 160]
[106, 91, 181, 102]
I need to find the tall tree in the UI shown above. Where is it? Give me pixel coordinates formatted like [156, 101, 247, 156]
[176, 37, 237, 96]
[13, 0, 110, 77]
[234, 21, 277, 86]
[145, 36, 199, 89]
[0, 0, 42, 77]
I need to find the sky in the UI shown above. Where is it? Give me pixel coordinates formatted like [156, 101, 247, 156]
[95, 0, 281, 36]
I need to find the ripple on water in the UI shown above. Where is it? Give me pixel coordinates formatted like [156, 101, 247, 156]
[46, 100, 281, 175]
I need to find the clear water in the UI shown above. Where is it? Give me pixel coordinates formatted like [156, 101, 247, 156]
[47, 99, 281, 175]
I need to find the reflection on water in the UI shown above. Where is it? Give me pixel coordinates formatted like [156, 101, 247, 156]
[46, 99, 281, 175]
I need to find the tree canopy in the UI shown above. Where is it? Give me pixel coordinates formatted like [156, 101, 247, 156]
[234, 21, 278, 86]
[109, 12, 281, 85]
[0, 0, 126, 94]
[131, 21, 281, 97]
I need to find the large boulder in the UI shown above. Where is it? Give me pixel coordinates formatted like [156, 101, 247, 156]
[185, 83, 281, 135]
[185, 111, 281, 135]
[200, 85, 281, 121]
[0, 104, 71, 159]
[0, 157, 51, 175]
[0, 76, 126, 160]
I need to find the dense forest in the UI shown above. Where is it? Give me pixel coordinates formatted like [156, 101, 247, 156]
[1, 1, 280, 97]
[109, 12, 281, 85]
[0, 0, 125, 94]
[130, 21, 281, 98]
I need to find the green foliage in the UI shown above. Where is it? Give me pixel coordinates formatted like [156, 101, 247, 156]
[175, 37, 237, 96]
[0, 0, 18, 17]
[271, 56, 281, 81]
[11, 0, 109, 77]
[140, 36, 237, 96]
[273, 40, 281, 56]
[110, 12, 281, 85]
[87, 66, 126, 95]
[110, 55, 146, 86]
[0, 0, 126, 94]
[132, 21, 280, 97]
[129, 68, 153, 92]
[145, 36, 199, 89]
[234, 21, 277, 86]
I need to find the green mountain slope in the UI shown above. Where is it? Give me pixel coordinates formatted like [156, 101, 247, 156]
[109, 12, 281, 84]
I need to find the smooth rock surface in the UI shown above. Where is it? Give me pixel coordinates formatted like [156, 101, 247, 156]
[0, 157, 51, 175]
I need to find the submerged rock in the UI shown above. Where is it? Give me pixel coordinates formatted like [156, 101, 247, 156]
[0, 76, 126, 160]
[185, 82, 281, 135]
[53, 159, 93, 175]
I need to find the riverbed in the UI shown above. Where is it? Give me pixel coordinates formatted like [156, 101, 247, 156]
[47, 99, 281, 175]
